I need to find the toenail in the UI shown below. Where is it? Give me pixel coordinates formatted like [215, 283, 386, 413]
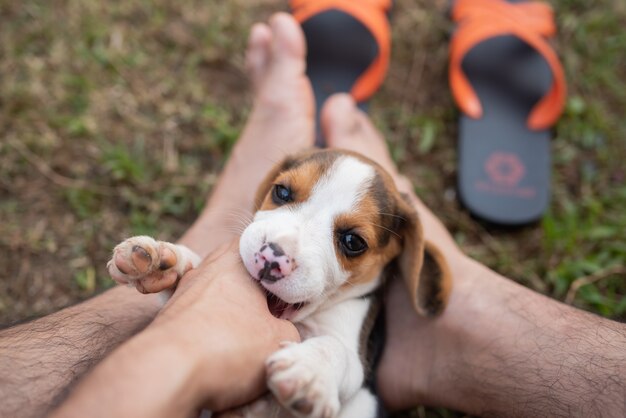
[159, 247, 177, 270]
[291, 398, 313, 414]
[131, 245, 153, 273]
[132, 245, 152, 260]
[136, 282, 147, 294]
[276, 379, 297, 400]
[266, 358, 290, 374]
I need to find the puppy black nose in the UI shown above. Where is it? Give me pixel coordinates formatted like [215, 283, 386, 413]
[255, 242, 295, 282]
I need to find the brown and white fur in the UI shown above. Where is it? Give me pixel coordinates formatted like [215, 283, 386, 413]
[107, 149, 452, 418]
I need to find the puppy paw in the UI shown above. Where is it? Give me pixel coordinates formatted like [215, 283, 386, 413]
[212, 409, 246, 418]
[107, 236, 199, 294]
[216, 394, 283, 418]
[266, 343, 340, 418]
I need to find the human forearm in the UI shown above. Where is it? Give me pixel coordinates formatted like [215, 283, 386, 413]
[50, 326, 201, 418]
[0, 286, 161, 418]
[52, 244, 299, 417]
[417, 260, 626, 417]
[52, 318, 279, 418]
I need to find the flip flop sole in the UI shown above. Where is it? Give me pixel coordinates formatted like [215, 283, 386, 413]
[458, 32, 553, 225]
[300, 9, 381, 146]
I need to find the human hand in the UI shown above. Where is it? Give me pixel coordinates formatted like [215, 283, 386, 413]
[147, 240, 301, 412]
[52, 241, 299, 418]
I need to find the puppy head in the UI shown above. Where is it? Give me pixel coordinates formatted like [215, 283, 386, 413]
[239, 149, 451, 321]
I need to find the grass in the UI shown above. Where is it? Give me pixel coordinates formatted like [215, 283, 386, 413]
[0, 0, 624, 415]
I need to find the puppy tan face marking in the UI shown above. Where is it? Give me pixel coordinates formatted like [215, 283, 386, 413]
[257, 154, 335, 211]
[253, 150, 338, 211]
[334, 165, 407, 289]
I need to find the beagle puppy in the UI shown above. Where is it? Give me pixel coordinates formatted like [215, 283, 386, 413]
[108, 149, 452, 418]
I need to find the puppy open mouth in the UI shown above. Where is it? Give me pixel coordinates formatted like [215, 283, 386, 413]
[266, 291, 306, 319]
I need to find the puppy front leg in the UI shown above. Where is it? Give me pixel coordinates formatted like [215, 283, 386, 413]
[107, 235, 201, 295]
[266, 335, 364, 418]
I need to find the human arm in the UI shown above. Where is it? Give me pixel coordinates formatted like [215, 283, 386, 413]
[50, 242, 300, 418]
[0, 286, 162, 417]
[0, 224, 231, 418]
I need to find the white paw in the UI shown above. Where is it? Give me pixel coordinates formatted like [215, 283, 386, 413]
[266, 342, 340, 418]
[217, 394, 284, 418]
[107, 236, 198, 294]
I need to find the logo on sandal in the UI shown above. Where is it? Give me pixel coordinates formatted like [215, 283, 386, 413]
[485, 152, 525, 186]
[475, 151, 535, 198]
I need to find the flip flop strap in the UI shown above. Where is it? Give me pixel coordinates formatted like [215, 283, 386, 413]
[290, 0, 392, 102]
[449, 0, 567, 130]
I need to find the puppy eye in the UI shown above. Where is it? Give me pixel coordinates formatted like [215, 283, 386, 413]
[339, 232, 368, 257]
[272, 184, 293, 205]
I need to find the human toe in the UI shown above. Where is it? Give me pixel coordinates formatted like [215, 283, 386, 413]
[323, 94, 398, 177]
[268, 12, 306, 75]
[321, 94, 360, 142]
[246, 23, 272, 89]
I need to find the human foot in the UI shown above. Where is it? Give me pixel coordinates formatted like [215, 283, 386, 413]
[321, 93, 472, 410]
[321, 94, 399, 179]
[241, 13, 315, 155]
[179, 13, 315, 257]
[322, 94, 461, 253]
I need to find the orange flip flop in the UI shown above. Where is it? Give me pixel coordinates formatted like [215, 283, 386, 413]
[450, 0, 566, 225]
[290, 0, 392, 146]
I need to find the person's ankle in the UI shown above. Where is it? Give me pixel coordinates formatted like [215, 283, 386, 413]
[403, 256, 486, 408]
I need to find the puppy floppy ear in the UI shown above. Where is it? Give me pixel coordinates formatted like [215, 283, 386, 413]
[396, 195, 452, 316]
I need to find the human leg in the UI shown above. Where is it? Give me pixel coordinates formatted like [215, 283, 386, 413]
[180, 12, 314, 258]
[322, 94, 626, 417]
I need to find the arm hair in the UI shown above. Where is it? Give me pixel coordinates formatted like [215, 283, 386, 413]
[0, 286, 160, 418]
